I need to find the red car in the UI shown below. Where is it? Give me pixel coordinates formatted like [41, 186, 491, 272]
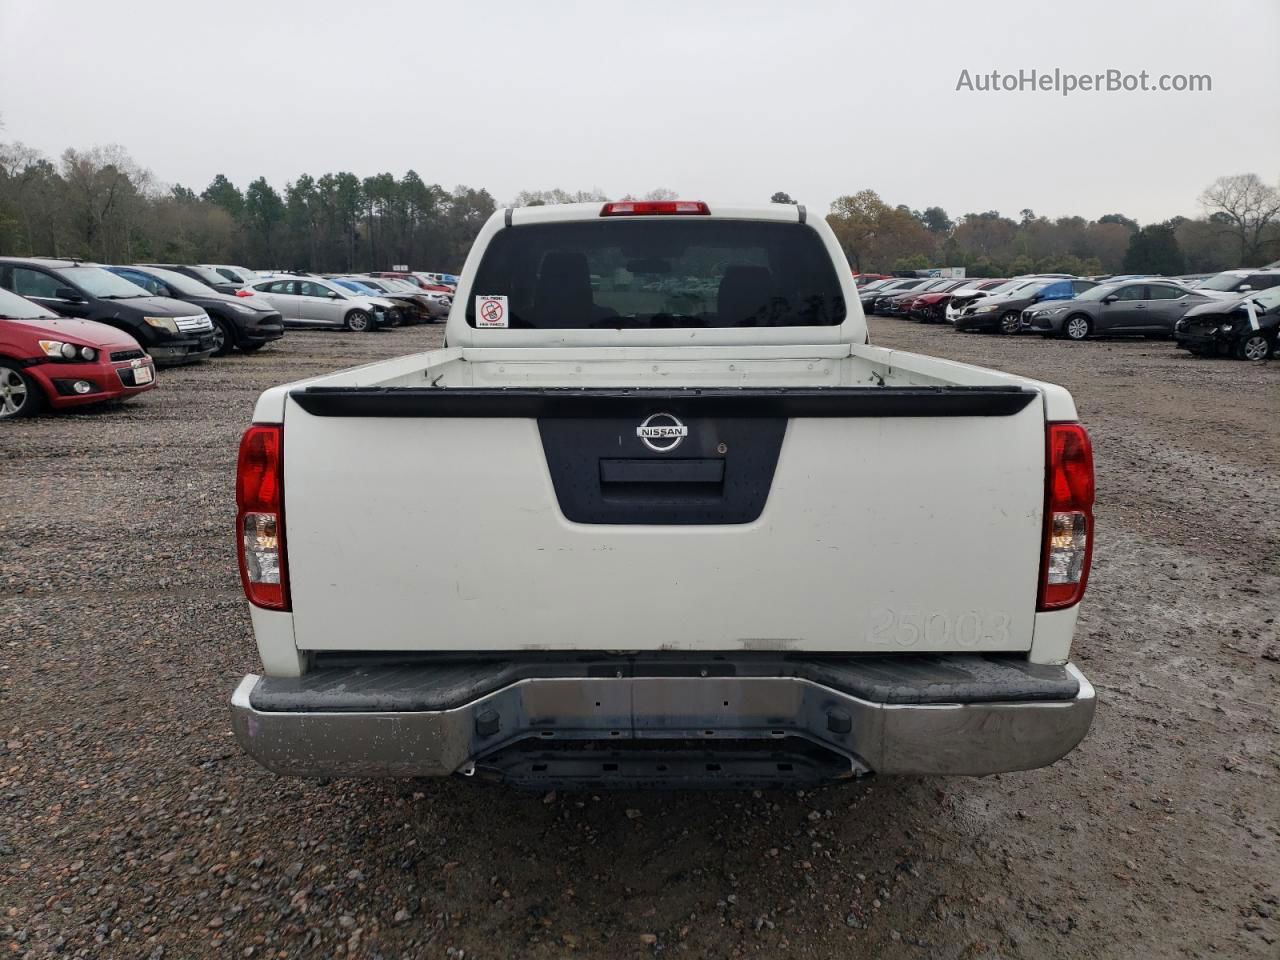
[366, 271, 454, 294]
[853, 273, 891, 286]
[0, 287, 156, 418]
[907, 278, 1008, 323]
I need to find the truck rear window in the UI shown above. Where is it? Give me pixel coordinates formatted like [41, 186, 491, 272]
[466, 219, 847, 329]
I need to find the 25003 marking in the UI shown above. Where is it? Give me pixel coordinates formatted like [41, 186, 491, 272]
[864, 608, 1012, 648]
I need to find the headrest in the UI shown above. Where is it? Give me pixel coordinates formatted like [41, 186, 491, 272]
[534, 251, 594, 327]
[717, 265, 774, 326]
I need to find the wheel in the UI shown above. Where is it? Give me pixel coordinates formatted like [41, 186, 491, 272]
[0, 362, 45, 419]
[345, 310, 373, 332]
[210, 317, 235, 356]
[1237, 333, 1272, 362]
[239, 342, 266, 353]
[1064, 315, 1092, 341]
[998, 311, 1022, 335]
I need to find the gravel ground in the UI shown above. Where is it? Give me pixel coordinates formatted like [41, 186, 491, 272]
[2, 317, 1277, 960]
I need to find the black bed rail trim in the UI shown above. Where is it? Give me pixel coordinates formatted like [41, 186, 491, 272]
[289, 385, 1037, 418]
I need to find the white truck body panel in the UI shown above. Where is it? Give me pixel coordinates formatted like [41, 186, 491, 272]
[282, 385, 1046, 653]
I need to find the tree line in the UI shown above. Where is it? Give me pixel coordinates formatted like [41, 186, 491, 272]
[1, 137, 1276, 277]
[816, 174, 1280, 277]
[0, 142, 497, 273]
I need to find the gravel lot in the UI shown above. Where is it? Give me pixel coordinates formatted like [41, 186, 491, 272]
[2, 317, 1277, 960]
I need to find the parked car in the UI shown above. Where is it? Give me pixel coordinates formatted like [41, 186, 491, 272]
[0, 286, 156, 418]
[246, 276, 394, 331]
[892, 279, 973, 320]
[412, 271, 458, 289]
[137, 263, 242, 296]
[367, 271, 454, 294]
[0, 257, 215, 366]
[853, 277, 899, 296]
[1026, 279, 1212, 340]
[229, 199, 1096, 788]
[955, 278, 1097, 334]
[204, 264, 259, 287]
[108, 265, 284, 356]
[858, 277, 929, 314]
[875, 278, 960, 317]
[1173, 273, 1214, 288]
[1174, 285, 1280, 361]
[1194, 268, 1280, 299]
[384, 277, 452, 319]
[853, 272, 891, 286]
[323, 278, 415, 326]
[909, 278, 1007, 323]
[947, 277, 1042, 322]
[347, 276, 449, 322]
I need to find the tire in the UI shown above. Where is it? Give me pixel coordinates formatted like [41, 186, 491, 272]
[997, 311, 1022, 335]
[210, 317, 235, 356]
[1064, 315, 1092, 341]
[0, 362, 45, 419]
[345, 310, 373, 332]
[1237, 333, 1272, 362]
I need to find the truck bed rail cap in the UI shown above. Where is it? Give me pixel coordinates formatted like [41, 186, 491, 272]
[287, 384, 1039, 419]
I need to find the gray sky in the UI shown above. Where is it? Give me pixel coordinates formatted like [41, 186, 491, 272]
[2, 0, 1277, 224]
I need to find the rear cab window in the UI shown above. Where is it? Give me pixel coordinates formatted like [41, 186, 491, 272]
[465, 219, 846, 330]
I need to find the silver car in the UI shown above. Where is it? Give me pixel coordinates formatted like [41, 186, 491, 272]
[204, 264, 260, 287]
[1026, 279, 1213, 340]
[247, 276, 392, 331]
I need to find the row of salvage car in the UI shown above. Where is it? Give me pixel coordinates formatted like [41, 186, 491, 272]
[0, 257, 456, 418]
[857, 267, 1280, 361]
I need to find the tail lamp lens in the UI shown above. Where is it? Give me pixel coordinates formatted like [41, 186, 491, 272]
[236, 424, 288, 610]
[1038, 422, 1094, 611]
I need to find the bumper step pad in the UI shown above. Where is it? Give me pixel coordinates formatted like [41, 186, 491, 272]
[232, 654, 1095, 785]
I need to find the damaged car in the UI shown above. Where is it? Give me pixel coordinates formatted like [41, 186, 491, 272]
[1174, 286, 1280, 361]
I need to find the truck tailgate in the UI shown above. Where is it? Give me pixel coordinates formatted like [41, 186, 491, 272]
[281, 386, 1046, 654]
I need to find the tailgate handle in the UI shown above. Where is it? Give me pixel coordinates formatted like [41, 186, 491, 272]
[600, 459, 725, 484]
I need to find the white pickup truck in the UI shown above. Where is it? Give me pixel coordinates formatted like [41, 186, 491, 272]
[230, 200, 1096, 788]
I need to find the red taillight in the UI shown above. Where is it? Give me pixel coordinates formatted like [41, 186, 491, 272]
[600, 201, 710, 216]
[236, 424, 288, 610]
[1038, 422, 1094, 611]
[235, 288, 254, 297]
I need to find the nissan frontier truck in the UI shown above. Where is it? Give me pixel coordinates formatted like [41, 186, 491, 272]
[230, 199, 1096, 788]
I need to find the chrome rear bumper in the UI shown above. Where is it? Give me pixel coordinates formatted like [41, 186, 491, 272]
[230, 660, 1095, 783]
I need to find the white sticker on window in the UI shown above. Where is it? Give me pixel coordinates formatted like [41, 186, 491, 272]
[475, 295, 508, 328]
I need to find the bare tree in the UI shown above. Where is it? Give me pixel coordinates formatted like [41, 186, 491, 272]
[510, 188, 607, 206]
[1198, 173, 1280, 265]
[60, 145, 154, 260]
